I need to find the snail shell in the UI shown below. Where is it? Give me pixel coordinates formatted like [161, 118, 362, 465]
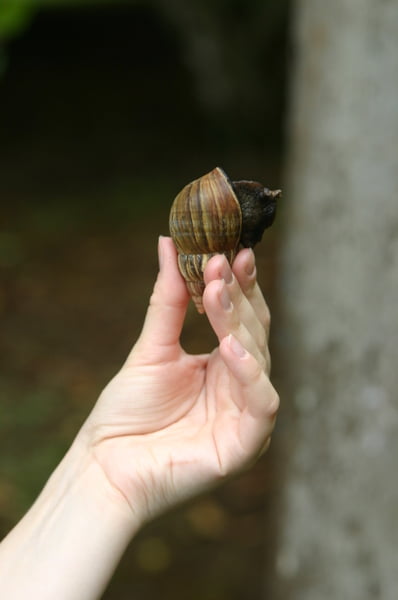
[169, 167, 280, 313]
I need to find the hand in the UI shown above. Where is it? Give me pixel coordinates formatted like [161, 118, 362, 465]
[0, 236, 279, 600]
[80, 236, 279, 525]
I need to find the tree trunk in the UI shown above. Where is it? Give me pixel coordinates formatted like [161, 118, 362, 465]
[274, 1, 398, 598]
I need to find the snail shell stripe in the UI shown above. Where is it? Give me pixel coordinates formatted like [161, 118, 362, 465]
[169, 167, 242, 254]
[169, 167, 242, 313]
[177, 249, 237, 313]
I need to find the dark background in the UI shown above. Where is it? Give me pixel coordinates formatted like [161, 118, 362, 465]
[0, 2, 291, 598]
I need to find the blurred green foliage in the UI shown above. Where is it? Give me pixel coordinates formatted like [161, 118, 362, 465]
[0, 0, 138, 38]
[0, 0, 135, 74]
[0, 3, 35, 40]
[0, 2, 33, 73]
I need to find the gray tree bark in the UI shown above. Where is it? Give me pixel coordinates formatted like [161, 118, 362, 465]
[274, 1, 398, 599]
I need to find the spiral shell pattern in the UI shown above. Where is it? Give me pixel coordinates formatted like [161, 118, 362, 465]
[169, 167, 242, 313]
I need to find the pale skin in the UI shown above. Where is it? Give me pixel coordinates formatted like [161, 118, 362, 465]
[0, 236, 279, 600]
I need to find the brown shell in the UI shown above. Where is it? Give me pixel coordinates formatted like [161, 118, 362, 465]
[169, 167, 242, 313]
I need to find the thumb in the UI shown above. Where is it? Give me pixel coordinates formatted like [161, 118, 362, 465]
[128, 236, 190, 363]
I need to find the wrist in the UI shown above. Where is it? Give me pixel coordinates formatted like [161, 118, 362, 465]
[0, 438, 140, 600]
[45, 436, 140, 533]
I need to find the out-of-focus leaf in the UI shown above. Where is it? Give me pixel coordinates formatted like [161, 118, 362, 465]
[0, 2, 35, 40]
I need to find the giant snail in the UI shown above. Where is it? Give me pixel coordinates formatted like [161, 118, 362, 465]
[169, 167, 281, 313]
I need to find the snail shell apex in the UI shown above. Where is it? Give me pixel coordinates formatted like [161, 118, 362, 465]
[169, 167, 280, 314]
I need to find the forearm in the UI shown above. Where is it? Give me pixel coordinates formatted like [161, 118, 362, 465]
[0, 439, 139, 600]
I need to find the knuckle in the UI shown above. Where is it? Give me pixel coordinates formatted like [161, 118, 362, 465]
[148, 288, 160, 308]
[264, 348, 272, 375]
[263, 380, 280, 417]
[257, 352, 267, 373]
[244, 276, 257, 296]
[257, 327, 267, 353]
[262, 304, 271, 330]
[250, 357, 264, 383]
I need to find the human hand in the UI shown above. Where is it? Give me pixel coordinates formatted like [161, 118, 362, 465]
[0, 236, 279, 600]
[79, 236, 279, 526]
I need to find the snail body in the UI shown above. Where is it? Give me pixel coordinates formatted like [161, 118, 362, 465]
[169, 167, 280, 313]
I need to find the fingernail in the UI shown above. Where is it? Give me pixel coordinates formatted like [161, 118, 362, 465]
[228, 334, 247, 358]
[244, 249, 256, 277]
[220, 283, 232, 310]
[220, 259, 233, 284]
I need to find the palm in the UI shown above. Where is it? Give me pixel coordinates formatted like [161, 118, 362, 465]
[90, 348, 246, 517]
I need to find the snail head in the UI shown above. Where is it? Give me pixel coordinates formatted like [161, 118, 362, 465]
[232, 180, 281, 248]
